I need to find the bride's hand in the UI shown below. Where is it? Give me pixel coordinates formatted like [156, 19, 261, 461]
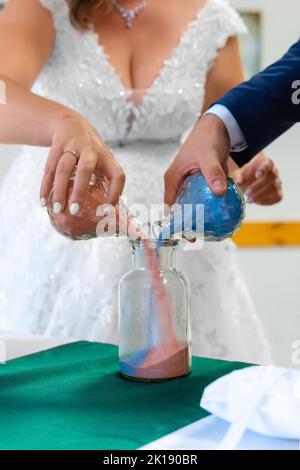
[40, 112, 125, 213]
[232, 155, 283, 205]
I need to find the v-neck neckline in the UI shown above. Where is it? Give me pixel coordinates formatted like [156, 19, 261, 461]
[88, 0, 212, 108]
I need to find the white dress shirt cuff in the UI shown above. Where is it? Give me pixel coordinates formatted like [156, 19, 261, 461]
[204, 104, 248, 152]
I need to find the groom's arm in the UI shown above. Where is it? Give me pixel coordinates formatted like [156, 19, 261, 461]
[209, 40, 300, 165]
[164, 40, 300, 203]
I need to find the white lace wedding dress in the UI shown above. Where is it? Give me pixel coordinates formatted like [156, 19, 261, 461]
[0, 0, 273, 364]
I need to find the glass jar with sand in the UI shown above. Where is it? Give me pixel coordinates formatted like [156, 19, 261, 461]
[119, 239, 191, 382]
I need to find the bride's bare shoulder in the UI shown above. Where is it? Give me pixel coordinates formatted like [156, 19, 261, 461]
[0, 0, 55, 87]
[1, 0, 54, 24]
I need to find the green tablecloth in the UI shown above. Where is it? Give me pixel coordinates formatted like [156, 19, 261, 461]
[0, 341, 250, 450]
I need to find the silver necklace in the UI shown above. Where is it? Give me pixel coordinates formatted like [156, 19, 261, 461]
[112, 0, 148, 28]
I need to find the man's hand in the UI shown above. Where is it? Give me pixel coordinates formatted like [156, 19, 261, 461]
[164, 114, 231, 207]
[232, 155, 283, 205]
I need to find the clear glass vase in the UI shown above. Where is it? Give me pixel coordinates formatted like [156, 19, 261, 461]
[119, 239, 191, 382]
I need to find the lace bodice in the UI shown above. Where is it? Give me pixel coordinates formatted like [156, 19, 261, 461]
[37, 0, 245, 145]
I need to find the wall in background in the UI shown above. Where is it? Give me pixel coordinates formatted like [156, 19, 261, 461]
[239, 11, 261, 79]
[238, 248, 300, 368]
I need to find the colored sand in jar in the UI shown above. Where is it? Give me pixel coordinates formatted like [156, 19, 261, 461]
[120, 239, 190, 381]
[120, 342, 189, 381]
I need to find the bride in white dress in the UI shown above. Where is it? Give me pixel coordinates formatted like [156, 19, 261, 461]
[0, 0, 282, 363]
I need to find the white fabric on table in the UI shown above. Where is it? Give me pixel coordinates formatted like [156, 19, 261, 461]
[200, 365, 300, 448]
[141, 415, 299, 450]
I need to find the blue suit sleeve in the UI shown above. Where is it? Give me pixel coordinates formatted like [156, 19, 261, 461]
[217, 40, 300, 165]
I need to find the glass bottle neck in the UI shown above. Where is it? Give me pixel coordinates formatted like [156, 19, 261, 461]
[131, 240, 178, 271]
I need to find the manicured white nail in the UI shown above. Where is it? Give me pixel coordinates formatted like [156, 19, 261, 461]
[70, 202, 80, 216]
[40, 197, 46, 208]
[53, 202, 62, 214]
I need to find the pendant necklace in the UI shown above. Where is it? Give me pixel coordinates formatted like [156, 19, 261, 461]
[112, 0, 148, 28]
